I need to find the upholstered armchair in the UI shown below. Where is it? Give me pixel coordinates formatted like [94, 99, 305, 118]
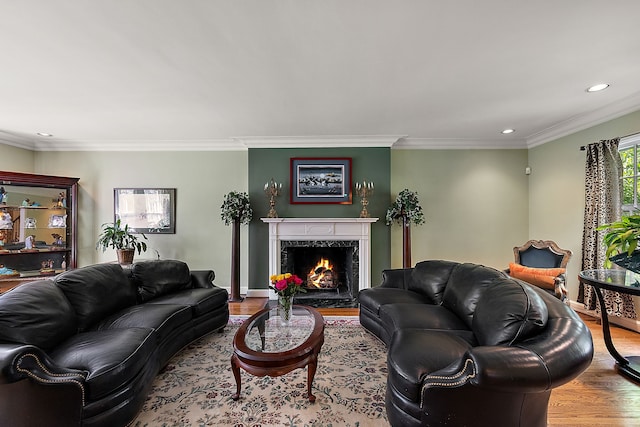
[507, 239, 572, 300]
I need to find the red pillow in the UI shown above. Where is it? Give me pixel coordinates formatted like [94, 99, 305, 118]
[509, 263, 566, 290]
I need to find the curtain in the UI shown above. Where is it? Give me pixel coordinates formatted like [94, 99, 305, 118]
[579, 138, 637, 318]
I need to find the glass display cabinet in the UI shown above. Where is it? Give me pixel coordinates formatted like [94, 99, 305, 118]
[0, 171, 78, 293]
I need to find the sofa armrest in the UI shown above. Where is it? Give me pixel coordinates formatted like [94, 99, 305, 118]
[0, 344, 85, 426]
[191, 270, 216, 289]
[0, 344, 86, 401]
[420, 347, 550, 406]
[380, 268, 413, 289]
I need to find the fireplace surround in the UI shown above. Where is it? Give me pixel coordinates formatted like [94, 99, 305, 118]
[261, 218, 378, 301]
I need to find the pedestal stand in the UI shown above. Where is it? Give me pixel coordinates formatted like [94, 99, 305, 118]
[229, 219, 243, 302]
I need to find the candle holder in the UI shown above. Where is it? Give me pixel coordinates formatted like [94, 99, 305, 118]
[264, 178, 282, 218]
[355, 181, 374, 218]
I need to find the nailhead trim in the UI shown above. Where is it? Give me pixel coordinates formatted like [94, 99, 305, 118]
[420, 358, 477, 409]
[16, 353, 86, 406]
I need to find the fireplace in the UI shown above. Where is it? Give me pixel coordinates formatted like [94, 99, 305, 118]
[262, 217, 378, 307]
[281, 240, 358, 304]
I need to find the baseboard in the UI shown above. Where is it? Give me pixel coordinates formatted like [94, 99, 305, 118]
[246, 289, 270, 298]
[570, 300, 640, 333]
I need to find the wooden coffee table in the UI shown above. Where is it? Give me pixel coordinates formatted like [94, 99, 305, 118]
[231, 304, 325, 402]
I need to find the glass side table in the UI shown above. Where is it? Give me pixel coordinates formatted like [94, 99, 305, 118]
[578, 269, 640, 382]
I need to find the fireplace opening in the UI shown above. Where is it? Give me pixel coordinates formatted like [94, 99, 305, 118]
[281, 240, 358, 307]
[307, 257, 338, 289]
[291, 246, 350, 292]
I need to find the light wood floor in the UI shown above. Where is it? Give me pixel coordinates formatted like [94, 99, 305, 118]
[230, 298, 640, 426]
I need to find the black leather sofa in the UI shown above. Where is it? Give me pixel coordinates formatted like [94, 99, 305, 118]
[0, 259, 229, 427]
[359, 260, 594, 427]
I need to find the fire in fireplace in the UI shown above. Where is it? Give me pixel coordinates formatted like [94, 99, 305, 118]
[307, 257, 338, 289]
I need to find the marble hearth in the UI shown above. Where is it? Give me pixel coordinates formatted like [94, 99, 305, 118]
[261, 218, 378, 301]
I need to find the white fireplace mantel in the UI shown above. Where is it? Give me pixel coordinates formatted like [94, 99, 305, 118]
[261, 217, 378, 299]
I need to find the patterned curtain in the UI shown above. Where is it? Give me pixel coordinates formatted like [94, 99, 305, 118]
[579, 138, 637, 318]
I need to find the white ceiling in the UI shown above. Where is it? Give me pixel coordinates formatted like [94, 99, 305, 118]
[2, 1, 640, 151]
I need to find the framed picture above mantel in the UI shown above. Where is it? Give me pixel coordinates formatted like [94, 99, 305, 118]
[290, 157, 352, 204]
[114, 188, 176, 234]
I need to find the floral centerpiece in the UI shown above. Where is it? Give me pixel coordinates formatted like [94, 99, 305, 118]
[269, 273, 306, 323]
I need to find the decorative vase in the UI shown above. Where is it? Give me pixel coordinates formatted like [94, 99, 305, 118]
[278, 295, 293, 324]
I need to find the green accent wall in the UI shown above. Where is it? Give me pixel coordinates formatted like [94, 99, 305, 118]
[248, 147, 391, 289]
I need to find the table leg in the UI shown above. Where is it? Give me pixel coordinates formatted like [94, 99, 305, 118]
[593, 286, 640, 382]
[231, 354, 242, 400]
[306, 351, 320, 403]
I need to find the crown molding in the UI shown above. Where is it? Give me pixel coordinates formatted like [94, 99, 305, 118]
[0, 130, 38, 150]
[25, 138, 243, 151]
[236, 135, 405, 148]
[393, 137, 527, 150]
[0, 134, 408, 151]
[526, 91, 640, 148]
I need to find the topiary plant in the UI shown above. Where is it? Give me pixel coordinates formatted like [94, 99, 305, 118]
[385, 189, 425, 226]
[220, 191, 253, 225]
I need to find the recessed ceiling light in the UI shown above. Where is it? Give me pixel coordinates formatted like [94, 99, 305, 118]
[501, 129, 515, 134]
[586, 83, 609, 92]
[36, 132, 53, 137]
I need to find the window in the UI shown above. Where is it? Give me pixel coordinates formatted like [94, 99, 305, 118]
[619, 134, 640, 216]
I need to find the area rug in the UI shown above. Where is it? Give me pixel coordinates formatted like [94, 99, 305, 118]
[131, 317, 390, 426]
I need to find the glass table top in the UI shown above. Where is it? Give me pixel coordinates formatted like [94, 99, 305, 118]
[243, 306, 317, 353]
[578, 268, 640, 295]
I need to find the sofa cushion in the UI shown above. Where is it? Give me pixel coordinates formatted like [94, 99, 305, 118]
[132, 260, 192, 302]
[50, 327, 156, 401]
[380, 303, 472, 334]
[441, 263, 505, 327]
[473, 279, 548, 346]
[145, 287, 228, 317]
[54, 264, 136, 332]
[0, 280, 77, 350]
[359, 288, 430, 316]
[387, 328, 474, 403]
[408, 260, 459, 304]
[93, 303, 193, 343]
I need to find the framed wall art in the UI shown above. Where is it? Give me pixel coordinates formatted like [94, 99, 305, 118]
[290, 157, 352, 204]
[114, 188, 176, 234]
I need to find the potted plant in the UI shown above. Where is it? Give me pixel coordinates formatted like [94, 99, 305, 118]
[386, 189, 425, 268]
[221, 191, 253, 301]
[96, 218, 148, 264]
[597, 214, 640, 272]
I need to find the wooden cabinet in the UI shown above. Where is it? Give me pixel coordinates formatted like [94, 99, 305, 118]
[0, 171, 78, 292]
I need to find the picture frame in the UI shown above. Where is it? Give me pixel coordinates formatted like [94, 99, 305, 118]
[290, 157, 352, 204]
[114, 188, 176, 234]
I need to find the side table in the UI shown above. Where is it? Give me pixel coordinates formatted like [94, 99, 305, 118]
[578, 268, 640, 382]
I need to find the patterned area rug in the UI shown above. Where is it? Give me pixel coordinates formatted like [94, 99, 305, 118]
[132, 317, 390, 426]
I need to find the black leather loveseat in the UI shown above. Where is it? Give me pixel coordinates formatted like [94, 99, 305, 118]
[359, 260, 594, 427]
[0, 259, 229, 427]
